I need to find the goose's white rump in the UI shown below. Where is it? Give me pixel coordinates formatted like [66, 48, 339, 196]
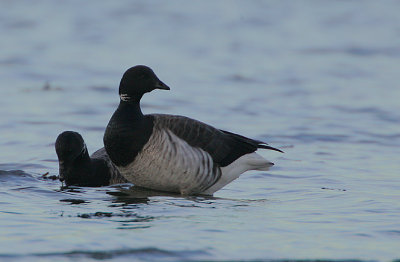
[202, 152, 273, 195]
[117, 126, 273, 195]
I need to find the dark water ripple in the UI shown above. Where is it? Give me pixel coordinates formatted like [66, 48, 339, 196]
[332, 106, 400, 123]
[0, 248, 209, 261]
[301, 46, 400, 57]
[275, 133, 350, 143]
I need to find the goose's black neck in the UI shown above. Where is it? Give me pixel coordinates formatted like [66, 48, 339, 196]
[118, 100, 144, 120]
[62, 151, 92, 186]
[68, 153, 111, 187]
[74, 150, 91, 168]
[104, 98, 154, 167]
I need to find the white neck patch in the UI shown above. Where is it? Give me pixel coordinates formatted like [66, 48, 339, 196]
[81, 143, 87, 155]
[120, 94, 131, 102]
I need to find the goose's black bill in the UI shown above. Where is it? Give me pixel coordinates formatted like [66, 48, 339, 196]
[155, 80, 170, 90]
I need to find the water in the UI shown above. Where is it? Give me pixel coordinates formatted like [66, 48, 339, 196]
[1, 1, 400, 261]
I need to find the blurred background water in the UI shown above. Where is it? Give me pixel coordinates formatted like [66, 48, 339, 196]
[1, 0, 400, 261]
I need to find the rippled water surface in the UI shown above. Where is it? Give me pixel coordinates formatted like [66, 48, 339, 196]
[1, 1, 400, 261]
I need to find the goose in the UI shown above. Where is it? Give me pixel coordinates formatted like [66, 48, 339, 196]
[104, 65, 282, 195]
[55, 131, 128, 187]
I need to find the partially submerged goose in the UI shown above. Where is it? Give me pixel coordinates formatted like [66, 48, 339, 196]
[104, 65, 282, 195]
[55, 131, 127, 187]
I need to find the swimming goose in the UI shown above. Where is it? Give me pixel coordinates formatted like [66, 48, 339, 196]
[104, 65, 282, 195]
[55, 131, 128, 187]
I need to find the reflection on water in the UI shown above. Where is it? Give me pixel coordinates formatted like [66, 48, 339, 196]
[1, 0, 400, 261]
[0, 247, 210, 261]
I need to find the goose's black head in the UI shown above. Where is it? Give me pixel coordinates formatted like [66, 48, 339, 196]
[119, 65, 170, 102]
[55, 131, 90, 186]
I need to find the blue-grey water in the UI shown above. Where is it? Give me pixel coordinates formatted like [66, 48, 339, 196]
[1, 1, 400, 261]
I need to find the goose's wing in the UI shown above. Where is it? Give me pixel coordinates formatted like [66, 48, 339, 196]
[151, 114, 281, 167]
[91, 148, 128, 184]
